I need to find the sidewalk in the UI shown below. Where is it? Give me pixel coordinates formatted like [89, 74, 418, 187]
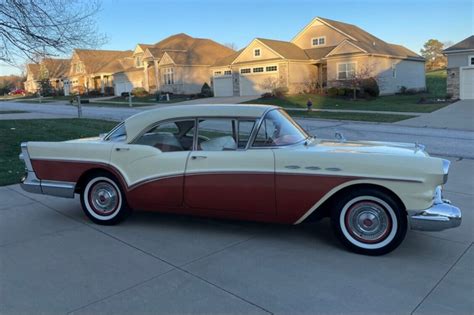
[285, 107, 421, 116]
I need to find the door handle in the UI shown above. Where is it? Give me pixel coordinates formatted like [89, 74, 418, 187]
[115, 147, 130, 151]
[191, 155, 207, 160]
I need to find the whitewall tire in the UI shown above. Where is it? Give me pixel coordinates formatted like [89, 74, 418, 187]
[80, 174, 130, 225]
[331, 188, 407, 255]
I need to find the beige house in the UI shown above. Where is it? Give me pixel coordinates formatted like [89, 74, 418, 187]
[132, 33, 235, 95]
[24, 59, 70, 94]
[443, 36, 474, 100]
[212, 17, 425, 97]
[68, 49, 133, 95]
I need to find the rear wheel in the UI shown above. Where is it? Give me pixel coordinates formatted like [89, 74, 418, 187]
[331, 188, 407, 255]
[80, 174, 130, 225]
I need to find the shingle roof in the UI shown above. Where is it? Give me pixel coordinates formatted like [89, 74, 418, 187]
[317, 17, 423, 60]
[257, 38, 310, 60]
[444, 35, 474, 53]
[41, 58, 70, 78]
[73, 49, 133, 74]
[304, 46, 337, 60]
[143, 33, 235, 66]
[100, 57, 139, 74]
[212, 49, 243, 67]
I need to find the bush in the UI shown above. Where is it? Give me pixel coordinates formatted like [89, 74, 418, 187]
[201, 83, 213, 97]
[104, 86, 114, 96]
[360, 78, 379, 97]
[272, 86, 289, 98]
[399, 86, 407, 94]
[131, 87, 148, 97]
[261, 92, 273, 99]
[327, 87, 338, 97]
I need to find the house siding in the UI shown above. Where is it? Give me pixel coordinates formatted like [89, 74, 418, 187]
[447, 52, 473, 68]
[292, 23, 348, 49]
[287, 62, 318, 93]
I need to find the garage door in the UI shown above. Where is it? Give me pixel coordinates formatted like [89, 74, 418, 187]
[114, 82, 133, 96]
[213, 76, 233, 97]
[240, 74, 278, 96]
[460, 68, 474, 100]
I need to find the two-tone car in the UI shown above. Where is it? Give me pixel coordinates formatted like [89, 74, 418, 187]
[19, 104, 461, 255]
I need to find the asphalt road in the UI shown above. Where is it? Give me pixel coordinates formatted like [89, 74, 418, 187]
[0, 100, 473, 314]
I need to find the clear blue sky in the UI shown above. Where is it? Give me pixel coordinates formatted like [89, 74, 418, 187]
[1, 0, 472, 75]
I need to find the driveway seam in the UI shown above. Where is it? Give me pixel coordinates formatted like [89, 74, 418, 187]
[410, 242, 473, 315]
[12, 188, 273, 314]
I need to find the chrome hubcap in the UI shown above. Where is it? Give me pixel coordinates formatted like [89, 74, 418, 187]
[90, 182, 118, 215]
[347, 202, 390, 243]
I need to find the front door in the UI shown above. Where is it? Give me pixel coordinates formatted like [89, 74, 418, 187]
[184, 118, 275, 214]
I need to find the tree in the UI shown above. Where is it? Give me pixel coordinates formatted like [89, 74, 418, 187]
[224, 42, 238, 51]
[0, 0, 105, 66]
[420, 39, 446, 71]
[347, 63, 379, 100]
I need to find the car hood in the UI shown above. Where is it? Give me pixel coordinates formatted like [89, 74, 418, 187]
[307, 138, 429, 157]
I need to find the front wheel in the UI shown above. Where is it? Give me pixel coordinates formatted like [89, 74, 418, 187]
[80, 174, 130, 225]
[331, 188, 407, 255]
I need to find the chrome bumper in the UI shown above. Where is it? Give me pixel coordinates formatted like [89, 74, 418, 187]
[408, 187, 461, 231]
[19, 142, 75, 199]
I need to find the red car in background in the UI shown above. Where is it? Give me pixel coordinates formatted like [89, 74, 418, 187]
[9, 89, 26, 96]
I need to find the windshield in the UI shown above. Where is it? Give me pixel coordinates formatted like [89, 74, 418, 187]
[105, 122, 127, 142]
[253, 109, 308, 147]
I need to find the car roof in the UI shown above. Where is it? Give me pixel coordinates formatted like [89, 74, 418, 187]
[124, 104, 278, 142]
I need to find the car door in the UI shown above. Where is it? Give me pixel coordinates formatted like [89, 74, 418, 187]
[184, 118, 276, 215]
[109, 119, 195, 211]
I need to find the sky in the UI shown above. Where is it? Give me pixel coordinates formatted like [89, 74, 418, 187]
[1, 0, 473, 75]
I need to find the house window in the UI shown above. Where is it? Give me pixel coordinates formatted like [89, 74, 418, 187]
[75, 63, 83, 73]
[163, 68, 174, 85]
[337, 62, 356, 80]
[135, 56, 143, 67]
[224, 70, 232, 75]
[254, 48, 261, 57]
[469, 55, 474, 66]
[311, 36, 326, 47]
[214, 71, 222, 76]
[391, 63, 397, 78]
[266, 65, 278, 72]
[253, 67, 264, 73]
[240, 68, 251, 74]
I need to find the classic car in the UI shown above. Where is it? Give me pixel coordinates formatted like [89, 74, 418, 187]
[19, 104, 461, 255]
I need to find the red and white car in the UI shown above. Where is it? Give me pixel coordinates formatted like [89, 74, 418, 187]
[20, 105, 461, 255]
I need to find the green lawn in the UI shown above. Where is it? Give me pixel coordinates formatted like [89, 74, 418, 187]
[288, 110, 415, 122]
[243, 70, 449, 114]
[0, 119, 117, 186]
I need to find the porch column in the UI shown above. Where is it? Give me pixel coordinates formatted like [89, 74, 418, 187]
[144, 63, 149, 91]
[100, 74, 105, 94]
[154, 60, 160, 90]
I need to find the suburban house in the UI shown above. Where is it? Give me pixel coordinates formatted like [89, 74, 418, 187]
[24, 58, 70, 94]
[68, 49, 133, 95]
[211, 17, 426, 97]
[443, 35, 474, 100]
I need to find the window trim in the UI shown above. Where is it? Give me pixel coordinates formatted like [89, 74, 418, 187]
[311, 36, 327, 47]
[253, 48, 262, 58]
[391, 63, 397, 78]
[336, 62, 357, 80]
[240, 65, 278, 76]
[468, 55, 474, 66]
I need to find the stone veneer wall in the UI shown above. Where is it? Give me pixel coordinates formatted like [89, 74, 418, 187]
[446, 68, 460, 99]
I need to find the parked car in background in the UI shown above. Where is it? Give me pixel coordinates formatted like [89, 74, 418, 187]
[9, 89, 26, 96]
[19, 105, 461, 255]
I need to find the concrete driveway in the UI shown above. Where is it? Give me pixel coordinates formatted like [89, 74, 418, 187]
[0, 155, 472, 314]
[397, 100, 474, 131]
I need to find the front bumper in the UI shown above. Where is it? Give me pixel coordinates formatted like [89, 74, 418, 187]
[408, 187, 461, 231]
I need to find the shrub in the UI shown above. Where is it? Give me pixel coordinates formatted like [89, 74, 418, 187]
[261, 92, 273, 99]
[131, 87, 148, 97]
[200, 83, 213, 97]
[327, 87, 338, 97]
[104, 86, 114, 96]
[360, 77, 379, 97]
[272, 86, 289, 98]
[399, 86, 407, 94]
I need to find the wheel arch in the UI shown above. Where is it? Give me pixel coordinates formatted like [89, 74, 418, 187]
[75, 167, 126, 194]
[300, 182, 407, 223]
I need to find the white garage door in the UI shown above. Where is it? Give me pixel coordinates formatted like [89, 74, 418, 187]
[213, 76, 233, 97]
[240, 74, 278, 96]
[460, 68, 474, 100]
[114, 82, 133, 96]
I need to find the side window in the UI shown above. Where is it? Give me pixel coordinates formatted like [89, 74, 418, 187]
[106, 123, 127, 142]
[197, 119, 237, 151]
[237, 120, 256, 149]
[135, 120, 195, 152]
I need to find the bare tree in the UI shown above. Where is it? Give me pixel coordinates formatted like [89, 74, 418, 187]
[224, 42, 238, 51]
[347, 63, 378, 100]
[0, 0, 106, 67]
